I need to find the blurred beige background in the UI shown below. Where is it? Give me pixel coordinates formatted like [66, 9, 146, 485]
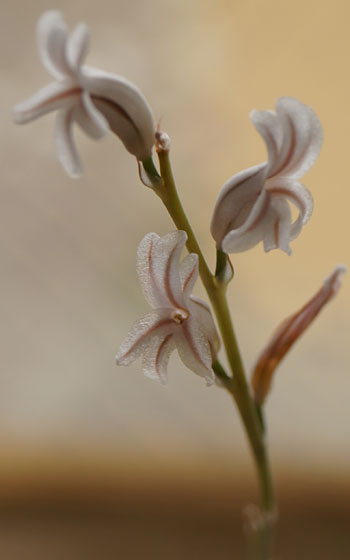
[1, 1, 349, 556]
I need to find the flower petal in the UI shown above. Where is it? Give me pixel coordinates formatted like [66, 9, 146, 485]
[189, 296, 220, 359]
[175, 317, 215, 385]
[262, 197, 292, 255]
[116, 310, 174, 366]
[137, 231, 187, 309]
[252, 265, 346, 404]
[141, 334, 176, 384]
[153, 231, 188, 308]
[66, 22, 90, 73]
[179, 254, 199, 299]
[250, 109, 283, 176]
[267, 177, 313, 240]
[74, 91, 109, 139]
[37, 11, 72, 79]
[211, 163, 267, 249]
[220, 188, 270, 253]
[13, 81, 79, 125]
[54, 108, 82, 178]
[270, 97, 323, 179]
[82, 67, 155, 160]
[136, 232, 161, 308]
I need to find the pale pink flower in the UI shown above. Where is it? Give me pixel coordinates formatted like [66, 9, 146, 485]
[13, 11, 155, 177]
[211, 97, 323, 255]
[251, 265, 346, 404]
[116, 231, 220, 385]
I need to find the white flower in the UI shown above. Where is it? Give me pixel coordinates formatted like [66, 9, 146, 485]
[251, 265, 346, 404]
[211, 97, 323, 255]
[13, 11, 155, 177]
[116, 231, 220, 385]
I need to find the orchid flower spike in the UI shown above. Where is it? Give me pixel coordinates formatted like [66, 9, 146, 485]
[13, 11, 155, 178]
[211, 97, 323, 255]
[251, 265, 346, 405]
[116, 231, 220, 385]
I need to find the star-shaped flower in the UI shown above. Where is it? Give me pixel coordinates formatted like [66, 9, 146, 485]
[13, 11, 155, 177]
[116, 231, 220, 385]
[211, 97, 323, 255]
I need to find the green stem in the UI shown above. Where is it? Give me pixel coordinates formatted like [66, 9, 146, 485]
[212, 287, 275, 513]
[153, 150, 276, 556]
[212, 359, 232, 389]
[155, 150, 214, 294]
[142, 155, 161, 179]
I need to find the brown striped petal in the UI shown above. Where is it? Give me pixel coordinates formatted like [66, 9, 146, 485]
[115, 311, 174, 366]
[211, 163, 267, 249]
[175, 317, 215, 385]
[141, 334, 175, 384]
[251, 97, 323, 180]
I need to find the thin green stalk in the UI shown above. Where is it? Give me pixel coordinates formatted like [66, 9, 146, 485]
[212, 359, 232, 386]
[152, 150, 276, 556]
[155, 150, 214, 294]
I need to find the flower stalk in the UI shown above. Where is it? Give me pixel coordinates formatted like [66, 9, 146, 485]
[154, 147, 276, 557]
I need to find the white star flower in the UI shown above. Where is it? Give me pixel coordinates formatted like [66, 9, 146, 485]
[13, 11, 155, 177]
[211, 97, 323, 255]
[116, 231, 220, 385]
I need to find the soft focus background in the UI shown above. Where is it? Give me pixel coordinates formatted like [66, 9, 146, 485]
[2, 0, 349, 558]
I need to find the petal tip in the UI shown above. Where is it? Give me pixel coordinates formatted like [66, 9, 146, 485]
[327, 265, 347, 294]
[38, 10, 65, 27]
[334, 264, 347, 275]
[115, 354, 123, 366]
[205, 373, 215, 386]
[12, 107, 25, 124]
[68, 170, 82, 179]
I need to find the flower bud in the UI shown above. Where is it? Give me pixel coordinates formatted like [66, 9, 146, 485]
[252, 266, 346, 404]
